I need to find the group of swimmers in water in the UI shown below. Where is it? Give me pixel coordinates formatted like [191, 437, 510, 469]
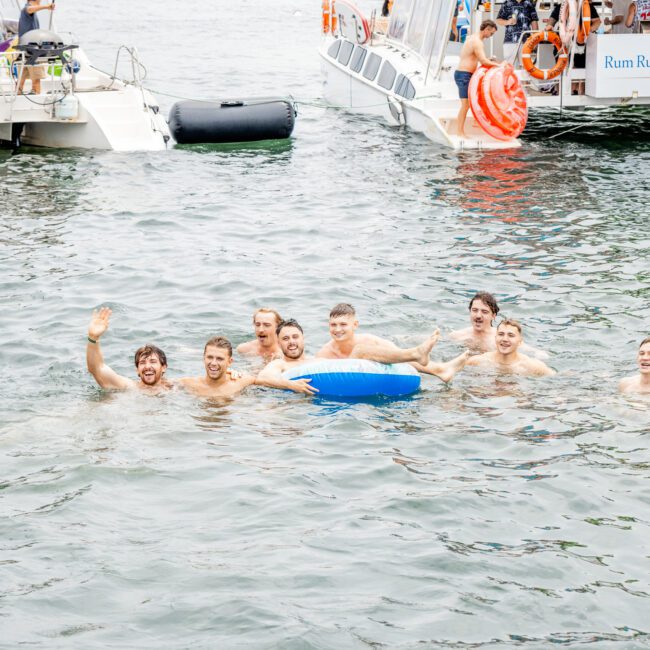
[86, 292, 650, 398]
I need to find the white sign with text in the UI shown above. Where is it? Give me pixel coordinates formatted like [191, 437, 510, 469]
[586, 34, 650, 98]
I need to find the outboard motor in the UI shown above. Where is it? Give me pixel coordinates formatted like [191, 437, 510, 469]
[168, 98, 296, 145]
[16, 29, 77, 64]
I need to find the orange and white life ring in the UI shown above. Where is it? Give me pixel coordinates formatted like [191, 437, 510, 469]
[520, 30, 568, 80]
[559, 0, 578, 48]
[468, 63, 528, 141]
[576, 0, 592, 44]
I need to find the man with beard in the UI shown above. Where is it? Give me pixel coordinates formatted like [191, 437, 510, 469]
[179, 335, 316, 398]
[86, 307, 172, 392]
[465, 319, 555, 376]
[236, 307, 283, 362]
[260, 317, 469, 387]
[619, 337, 650, 394]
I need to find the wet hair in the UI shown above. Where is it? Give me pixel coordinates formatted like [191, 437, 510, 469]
[480, 19, 497, 31]
[204, 336, 233, 357]
[276, 318, 303, 337]
[640, 337, 650, 348]
[469, 291, 499, 317]
[253, 307, 282, 326]
[497, 318, 522, 334]
[329, 303, 356, 319]
[134, 344, 167, 368]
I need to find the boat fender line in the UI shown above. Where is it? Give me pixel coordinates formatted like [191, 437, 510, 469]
[387, 96, 405, 126]
[521, 31, 568, 80]
[468, 63, 528, 141]
[282, 359, 421, 398]
[559, 0, 578, 48]
[168, 98, 296, 145]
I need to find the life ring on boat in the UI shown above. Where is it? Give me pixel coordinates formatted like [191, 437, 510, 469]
[468, 63, 528, 141]
[576, 0, 592, 44]
[520, 31, 568, 80]
[322, 0, 331, 33]
[559, 0, 579, 48]
[282, 359, 421, 398]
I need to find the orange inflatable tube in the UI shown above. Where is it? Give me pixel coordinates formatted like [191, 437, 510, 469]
[468, 63, 528, 141]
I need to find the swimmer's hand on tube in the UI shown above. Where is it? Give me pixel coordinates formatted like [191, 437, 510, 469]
[289, 378, 318, 395]
[88, 306, 112, 341]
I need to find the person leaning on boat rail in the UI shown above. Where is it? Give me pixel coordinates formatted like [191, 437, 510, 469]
[604, 0, 634, 33]
[454, 20, 500, 138]
[624, 0, 650, 31]
[16, 0, 56, 95]
[497, 0, 539, 63]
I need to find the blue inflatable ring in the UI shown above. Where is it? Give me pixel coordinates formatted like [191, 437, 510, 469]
[283, 359, 421, 397]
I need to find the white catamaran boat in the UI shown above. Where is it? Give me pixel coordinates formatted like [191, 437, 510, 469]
[319, 0, 650, 149]
[0, 1, 169, 150]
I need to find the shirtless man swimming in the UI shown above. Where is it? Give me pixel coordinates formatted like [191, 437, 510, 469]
[179, 335, 316, 398]
[86, 307, 172, 393]
[454, 19, 499, 137]
[236, 308, 283, 361]
[619, 337, 650, 395]
[466, 319, 555, 377]
[316, 303, 471, 383]
[450, 291, 548, 358]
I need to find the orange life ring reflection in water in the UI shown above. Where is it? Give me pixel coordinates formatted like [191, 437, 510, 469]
[468, 63, 528, 141]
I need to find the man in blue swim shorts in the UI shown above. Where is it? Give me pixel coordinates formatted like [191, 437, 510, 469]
[454, 19, 499, 137]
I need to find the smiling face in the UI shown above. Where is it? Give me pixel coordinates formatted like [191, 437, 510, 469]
[495, 323, 522, 355]
[470, 298, 496, 333]
[638, 342, 650, 375]
[329, 315, 359, 343]
[203, 344, 232, 381]
[136, 353, 166, 386]
[278, 326, 305, 360]
[254, 310, 280, 349]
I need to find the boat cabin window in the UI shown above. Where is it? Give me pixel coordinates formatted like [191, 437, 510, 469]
[362, 53, 382, 81]
[327, 39, 342, 59]
[377, 61, 397, 90]
[395, 74, 416, 99]
[350, 46, 367, 73]
[337, 40, 355, 66]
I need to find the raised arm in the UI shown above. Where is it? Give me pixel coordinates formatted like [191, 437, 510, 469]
[86, 307, 133, 390]
[256, 360, 318, 395]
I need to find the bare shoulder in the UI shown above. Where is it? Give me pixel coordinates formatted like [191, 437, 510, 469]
[618, 376, 636, 393]
[236, 340, 257, 354]
[260, 358, 286, 374]
[316, 341, 336, 358]
[449, 327, 470, 341]
[466, 352, 491, 366]
[525, 355, 555, 376]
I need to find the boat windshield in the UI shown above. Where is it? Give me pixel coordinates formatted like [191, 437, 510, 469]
[388, 0, 458, 77]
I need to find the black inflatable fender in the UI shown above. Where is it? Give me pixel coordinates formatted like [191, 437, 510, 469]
[168, 99, 296, 145]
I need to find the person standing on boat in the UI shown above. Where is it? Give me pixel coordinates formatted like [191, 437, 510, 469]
[454, 20, 499, 138]
[16, 0, 55, 95]
[497, 0, 539, 63]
